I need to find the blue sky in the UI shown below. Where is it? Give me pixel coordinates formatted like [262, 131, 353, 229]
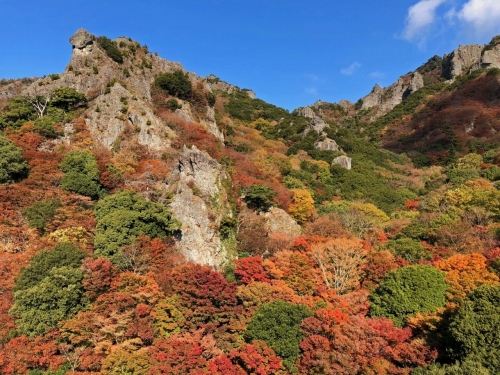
[1, 0, 500, 110]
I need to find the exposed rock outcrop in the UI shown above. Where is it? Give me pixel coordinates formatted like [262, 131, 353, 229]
[361, 84, 383, 110]
[85, 83, 173, 151]
[408, 71, 424, 93]
[332, 155, 352, 170]
[297, 106, 329, 134]
[361, 72, 424, 116]
[262, 207, 301, 236]
[482, 45, 500, 70]
[314, 137, 342, 151]
[204, 74, 255, 99]
[169, 145, 232, 268]
[69, 28, 94, 50]
[442, 45, 483, 80]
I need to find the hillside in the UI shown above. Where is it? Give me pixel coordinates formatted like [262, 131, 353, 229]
[1, 29, 500, 374]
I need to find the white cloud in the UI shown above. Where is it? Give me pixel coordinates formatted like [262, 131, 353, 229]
[305, 87, 318, 95]
[306, 73, 319, 81]
[341, 62, 361, 75]
[402, 0, 447, 41]
[456, 0, 500, 35]
[370, 71, 386, 79]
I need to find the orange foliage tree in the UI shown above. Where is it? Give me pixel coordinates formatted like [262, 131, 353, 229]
[310, 238, 368, 294]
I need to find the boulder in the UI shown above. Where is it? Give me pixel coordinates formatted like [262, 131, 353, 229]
[262, 207, 301, 236]
[314, 137, 342, 151]
[332, 155, 352, 170]
[69, 28, 93, 49]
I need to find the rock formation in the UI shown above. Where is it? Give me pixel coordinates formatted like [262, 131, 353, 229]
[482, 45, 500, 70]
[314, 138, 342, 151]
[262, 207, 301, 236]
[204, 74, 255, 99]
[442, 45, 483, 80]
[297, 106, 329, 134]
[332, 155, 352, 170]
[169, 146, 232, 268]
[85, 82, 173, 151]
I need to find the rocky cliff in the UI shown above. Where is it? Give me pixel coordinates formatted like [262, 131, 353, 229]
[168, 145, 233, 268]
[18, 29, 244, 268]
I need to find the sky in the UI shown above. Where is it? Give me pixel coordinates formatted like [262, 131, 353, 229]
[1, 0, 500, 111]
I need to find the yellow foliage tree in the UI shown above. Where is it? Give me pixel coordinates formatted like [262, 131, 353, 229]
[288, 189, 315, 224]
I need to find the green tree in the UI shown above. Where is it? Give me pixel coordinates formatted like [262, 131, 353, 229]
[0, 96, 36, 129]
[154, 70, 192, 99]
[386, 237, 431, 263]
[94, 190, 181, 261]
[23, 198, 62, 232]
[448, 284, 500, 372]
[245, 300, 312, 372]
[0, 135, 29, 183]
[60, 150, 102, 198]
[49, 87, 87, 112]
[243, 184, 277, 213]
[370, 265, 448, 326]
[10, 266, 87, 337]
[412, 360, 491, 375]
[14, 242, 87, 291]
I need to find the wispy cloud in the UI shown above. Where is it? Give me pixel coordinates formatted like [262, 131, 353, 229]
[305, 87, 318, 95]
[455, 0, 500, 35]
[402, 0, 447, 41]
[305, 73, 319, 81]
[341, 62, 361, 75]
[370, 71, 386, 79]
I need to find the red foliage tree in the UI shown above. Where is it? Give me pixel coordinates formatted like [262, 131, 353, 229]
[234, 256, 271, 285]
[299, 312, 437, 375]
[82, 257, 113, 300]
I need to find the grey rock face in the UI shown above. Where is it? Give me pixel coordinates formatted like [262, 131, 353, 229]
[262, 207, 301, 236]
[85, 83, 173, 152]
[297, 106, 329, 134]
[408, 72, 424, 93]
[204, 75, 255, 99]
[332, 155, 352, 170]
[314, 137, 342, 151]
[69, 28, 93, 49]
[361, 84, 383, 110]
[482, 46, 500, 69]
[202, 106, 224, 143]
[169, 145, 232, 268]
[442, 45, 483, 79]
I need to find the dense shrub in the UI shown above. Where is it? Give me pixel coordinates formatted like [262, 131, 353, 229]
[50, 87, 87, 111]
[24, 199, 62, 232]
[386, 238, 431, 263]
[243, 184, 277, 212]
[94, 190, 181, 261]
[0, 96, 36, 129]
[370, 265, 448, 326]
[166, 98, 181, 111]
[245, 300, 312, 372]
[60, 150, 102, 198]
[0, 135, 29, 183]
[11, 266, 87, 337]
[14, 242, 86, 291]
[448, 284, 500, 372]
[96, 36, 123, 64]
[154, 70, 192, 99]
